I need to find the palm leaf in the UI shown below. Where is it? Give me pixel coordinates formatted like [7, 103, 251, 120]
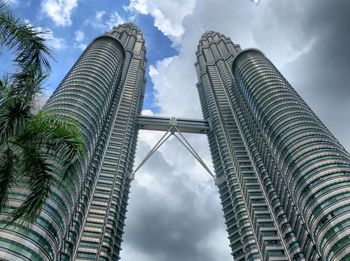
[0, 76, 7, 95]
[16, 112, 85, 181]
[0, 2, 52, 75]
[23, 112, 84, 154]
[0, 2, 50, 143]
[10, 65, 48, 105]
[9, 112, 85, 223]
[0, 95, 31, 143]
[0, 2, 85, 225]
[0, 145, 17, 212]
[10, 148, 52, 223]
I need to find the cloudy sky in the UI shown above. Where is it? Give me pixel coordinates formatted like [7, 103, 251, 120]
[2, 0, 350, 260]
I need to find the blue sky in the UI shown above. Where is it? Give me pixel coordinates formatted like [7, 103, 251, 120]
[2, 0, 350, 260]
[3, 0, 177, 113]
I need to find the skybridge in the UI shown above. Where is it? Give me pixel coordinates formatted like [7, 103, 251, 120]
[130, 115, 216, 183]
[138, 115, 211, 134]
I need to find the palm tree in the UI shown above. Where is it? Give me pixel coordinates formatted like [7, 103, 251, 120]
[0, 2, 84, 224]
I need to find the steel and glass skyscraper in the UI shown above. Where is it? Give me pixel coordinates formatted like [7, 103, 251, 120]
[1, 24, 350, 261]
[196, 31, 350, 261]
[58, 23, 146, 261]
[0, 23, 146, 260]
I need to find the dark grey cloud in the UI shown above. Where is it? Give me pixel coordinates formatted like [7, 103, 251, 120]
[121, 135, 229, 261]
[255, 0, 350, 149]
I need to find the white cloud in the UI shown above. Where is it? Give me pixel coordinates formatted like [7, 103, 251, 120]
[74, 30, 85, 42]
[48, 34, 66, 49]
[128, 0, 196, 42]
[24, 20, 67, 50]
[138, 0, 322, 123]
[141, 109, 154, 116]
[41, 0, 78, 26]
[75, 43, 87, 50]
[95, 10, 106, 22]
[149, 56, 201, 118]
[86, 10, 125, 31]
[85, 11, 106, 30]
[73, 30, 86, 50]
[6, 0, 18, 6]
[106, 11, 125, 29]
[40, 29, 66, 50]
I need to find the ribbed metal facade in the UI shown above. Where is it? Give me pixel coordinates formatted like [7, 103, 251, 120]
[0, 23, 146, 261]
[71, 23, 146, 261]
[1, 25, 349, 261]
[196, 32, 350, 261]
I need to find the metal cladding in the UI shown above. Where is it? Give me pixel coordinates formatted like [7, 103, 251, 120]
[0, 24, 349, 261]
[196, 32, 350, 261]
[233, 49, 350, 261]
[0, 23, 146, 261]
[67, 23, 147, 260]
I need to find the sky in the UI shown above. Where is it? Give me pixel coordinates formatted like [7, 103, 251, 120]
[2, 0, 350, 260]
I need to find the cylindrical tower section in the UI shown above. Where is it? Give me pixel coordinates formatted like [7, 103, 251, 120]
[72, 23, 147, 260]
[233, 49, 350, 261]
[196, 32, 292, 261]
[45, 35, 125, 156]
[0, 34, 125, 260]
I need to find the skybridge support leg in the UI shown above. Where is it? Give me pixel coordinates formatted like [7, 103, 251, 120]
[128, 128, 172, 180]
[129, 118, 217, 184]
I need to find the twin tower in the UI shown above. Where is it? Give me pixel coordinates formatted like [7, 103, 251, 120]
[1, 23, 350, 261]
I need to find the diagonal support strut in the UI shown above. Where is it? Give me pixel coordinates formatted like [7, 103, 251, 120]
[128, 128, 172, 180]
[129, 118, 217, 184]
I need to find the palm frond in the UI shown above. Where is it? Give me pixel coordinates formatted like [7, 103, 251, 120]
[0, 2, 66, 225]
[6, 112, 85, 223]
[10, 65, 48, 104]
[24, 112, 84, 152]
[0, 3, 52, 75]
[10, 149, 51, 223]
[0, 95, 31, 143]
[16, 112, 85, 179]
[0, 76, 8, 105]
[0, 76, 7, 95]
[0, 145, 17, 212]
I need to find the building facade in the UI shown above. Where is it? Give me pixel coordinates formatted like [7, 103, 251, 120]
[0, 23, 146, 260]
[1, 25, 350, 261]
[195, 31, 350, 261]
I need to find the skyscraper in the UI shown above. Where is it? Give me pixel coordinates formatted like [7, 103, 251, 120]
[57, 23, 146, 261]
[1, 24, 350, 261]
[0, 23, 146, 260]
[196, 31, 350, 261]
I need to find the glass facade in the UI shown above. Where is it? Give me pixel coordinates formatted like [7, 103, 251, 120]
[0, 23, 146, 261]
[196, 32, 350, 261]
[1, 25, 349, 261]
